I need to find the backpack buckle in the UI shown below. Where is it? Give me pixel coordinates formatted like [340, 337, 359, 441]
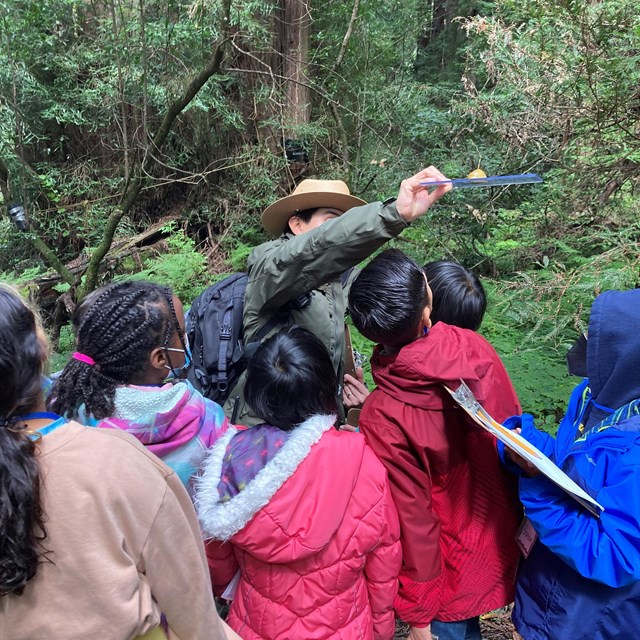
[220, 323, 232, 340]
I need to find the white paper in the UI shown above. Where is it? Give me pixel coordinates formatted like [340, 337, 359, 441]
[445, 381, 604, 516]
[221, 570, 241, 601]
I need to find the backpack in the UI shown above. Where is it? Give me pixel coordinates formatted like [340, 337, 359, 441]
[185, 273, 286, 406]
[185, 267, 356, 407]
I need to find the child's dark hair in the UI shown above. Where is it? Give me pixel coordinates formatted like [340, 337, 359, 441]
[423, 261, 487, 331]
[49, 281, 184, 420]
[285, 207, 318, 234]
[0, 285, 48, 596]
[244, 327, 338, 430]
[349, 249, 429, 347]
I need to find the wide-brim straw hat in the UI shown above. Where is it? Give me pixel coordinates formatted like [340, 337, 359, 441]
[262, 179, 367, 236]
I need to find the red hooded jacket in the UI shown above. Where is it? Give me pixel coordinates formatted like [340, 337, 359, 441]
[359, 322, 522, 626]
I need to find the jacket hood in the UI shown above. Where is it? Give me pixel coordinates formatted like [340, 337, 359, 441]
[371, 322, 498, 410]
[196, 415, 369, 563]
[586, 289, 640, 419]
[95, 380, 228, 488]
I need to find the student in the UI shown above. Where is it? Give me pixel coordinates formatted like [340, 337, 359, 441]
[501, 288, 640, 640]
[49, 280, 230, 493]
[340, 261, 489, 433]
[196, 327, 402, 640]
[348, 249, 521, 640]
[224, 166, 452, 425]
[422, 260, 486, 331]
[341, 260, 487, 424]
[0, 284, 232, 640]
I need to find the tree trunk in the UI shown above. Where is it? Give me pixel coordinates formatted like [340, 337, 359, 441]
[276, 0, 311, 136]
[414, 0, 460, 78]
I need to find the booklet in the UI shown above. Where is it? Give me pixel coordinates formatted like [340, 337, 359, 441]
[444, 380, 604, 517]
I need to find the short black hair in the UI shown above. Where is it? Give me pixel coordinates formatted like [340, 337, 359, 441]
[423, 261, 486, 331]
[285, 207, 318, 234]
[244, 326, 338, 430]
[348, 249, 429, 347]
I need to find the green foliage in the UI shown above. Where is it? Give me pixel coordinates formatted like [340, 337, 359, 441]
[125, 225, 209, 303]
[227, 241, 254, 273]
[0, 264, 50, 287]
[49, 324, 74, 373]
[459, 1, 640, 208]
[481, 243, 640, 429]
[3, 0, 640, 432]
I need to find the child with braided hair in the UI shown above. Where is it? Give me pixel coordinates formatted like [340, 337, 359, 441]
[49, 280, 231, 494]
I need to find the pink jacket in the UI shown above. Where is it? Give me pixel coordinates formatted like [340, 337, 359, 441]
[196, 414, 401, 640]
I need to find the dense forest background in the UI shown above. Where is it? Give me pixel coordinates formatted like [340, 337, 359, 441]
[1, 0, 638, 428]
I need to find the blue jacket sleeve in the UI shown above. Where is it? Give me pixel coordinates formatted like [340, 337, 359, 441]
[497, 414, 556, 476]
[520, 458, 640, 588]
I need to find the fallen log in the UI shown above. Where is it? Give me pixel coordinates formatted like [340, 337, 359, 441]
[27, 214, 180, 310]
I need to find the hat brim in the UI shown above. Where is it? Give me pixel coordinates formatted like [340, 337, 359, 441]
[261, 192, 368, 236]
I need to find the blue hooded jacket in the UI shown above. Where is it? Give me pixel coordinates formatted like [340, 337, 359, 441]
[506, 289, 640, 640]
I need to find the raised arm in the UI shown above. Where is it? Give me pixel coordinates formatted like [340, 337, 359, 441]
[245, 200, 407, 312]
[246, 166, 451, 313]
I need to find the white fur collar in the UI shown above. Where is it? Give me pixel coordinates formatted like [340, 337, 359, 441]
[113, 381, 190, 420]
[195, 414, 335, 541]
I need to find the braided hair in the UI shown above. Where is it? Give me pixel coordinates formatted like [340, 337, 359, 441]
[49, 281, 185, 420]
[0, 285, 49, 596]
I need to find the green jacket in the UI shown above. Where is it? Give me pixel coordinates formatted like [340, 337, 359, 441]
[223, 200, 407, 425]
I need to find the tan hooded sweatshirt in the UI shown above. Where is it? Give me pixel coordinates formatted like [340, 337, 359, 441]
[0, 421, 227, 640]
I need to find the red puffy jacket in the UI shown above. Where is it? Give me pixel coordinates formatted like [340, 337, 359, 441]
[359, 322, 522, 626]
[197, 415, 401, 639]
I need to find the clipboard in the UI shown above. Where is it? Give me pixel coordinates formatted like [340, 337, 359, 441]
[445, 380, 604, 516]
[344, 325, 362, 428]
[346, 408, 361, 428]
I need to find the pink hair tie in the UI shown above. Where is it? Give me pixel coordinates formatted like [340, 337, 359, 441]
[72, 352, 96, 366]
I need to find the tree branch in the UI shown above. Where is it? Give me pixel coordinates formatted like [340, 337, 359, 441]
[78, 0, 232, 299]
[331, 0, 360, 74]
[29, 234, 76, 286]
[0, 162, 75, 286]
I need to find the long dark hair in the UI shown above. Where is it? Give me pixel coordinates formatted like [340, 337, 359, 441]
[0, 285, 49, 596]
[49, 281, 184, 420]
[244, 327, 338, 430]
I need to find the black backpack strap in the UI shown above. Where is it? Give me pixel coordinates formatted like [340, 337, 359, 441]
[254, 309, 288, 341]
[340, 267, 355, 288]
[243, 310, 289, 362]
[244, 309, 289, 361]
[216, 278, 243, 395]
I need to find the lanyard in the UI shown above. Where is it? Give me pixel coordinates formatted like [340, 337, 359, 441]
[34, 417, 68, 437]
[13, 414, 68, 439]
[18, 411, 62, 421]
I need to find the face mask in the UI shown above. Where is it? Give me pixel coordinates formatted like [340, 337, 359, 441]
[566, 333, 588, 377]
[164, 338, 192, 380]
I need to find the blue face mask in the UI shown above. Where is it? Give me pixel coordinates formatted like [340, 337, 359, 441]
[164, 339, 192, 380]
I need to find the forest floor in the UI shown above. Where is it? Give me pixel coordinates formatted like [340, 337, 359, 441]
[394, 606, 517, 639]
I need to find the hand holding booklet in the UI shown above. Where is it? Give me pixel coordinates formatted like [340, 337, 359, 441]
[445, 380, 604, 517]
